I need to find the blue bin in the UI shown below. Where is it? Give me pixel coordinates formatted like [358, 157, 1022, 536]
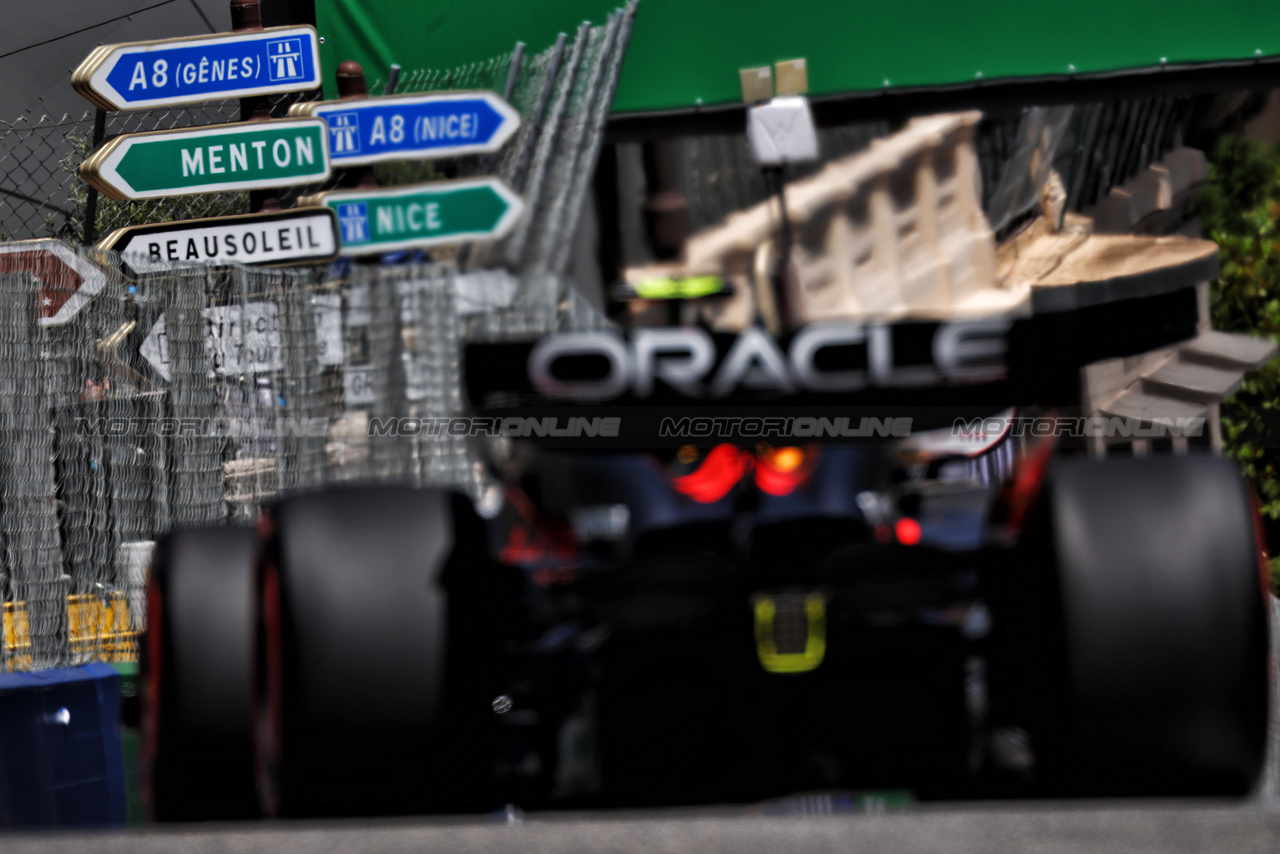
[0, 663, 127, 828]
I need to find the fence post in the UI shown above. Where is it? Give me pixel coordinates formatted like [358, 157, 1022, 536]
[459, 42, 526, 269]
[81, 108, 107, 245]
[482, 42, 525, 177]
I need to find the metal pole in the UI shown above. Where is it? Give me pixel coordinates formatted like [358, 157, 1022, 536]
[231, 0, 279, 211]
[335, 61, 377, 190]
[384, 63, 402, 96]
[81, 107, 107, 245]
[459, 42, 526, 269]
[641, 139, 689, 260]
[765, 164, 797, 331]
[480, 42, 524, 177]
[511, 32, 567, 195]
[501, 44, 526, 101]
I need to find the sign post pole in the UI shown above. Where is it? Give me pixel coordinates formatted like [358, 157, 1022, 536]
[333, 61, 378, 191]
[231, 0, 279, 212]
[81, 108, 107, 245]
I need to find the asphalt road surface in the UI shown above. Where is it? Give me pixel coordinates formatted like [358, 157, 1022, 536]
[7, 598, 1278, 853]
[6, 801, 1280, 854]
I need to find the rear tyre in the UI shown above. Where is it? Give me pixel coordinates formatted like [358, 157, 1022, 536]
[143, 525, 260, 821]
[1014, 454, 1269, 796]
[257, 486, 493, 817]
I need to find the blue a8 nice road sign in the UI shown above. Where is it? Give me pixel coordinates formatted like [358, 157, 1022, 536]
[291, 92, 521, 166]
[73, 26, 321, 111]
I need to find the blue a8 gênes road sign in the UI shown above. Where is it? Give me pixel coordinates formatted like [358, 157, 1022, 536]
[289, 92, 521, 166]
[72, 26, 321, 111]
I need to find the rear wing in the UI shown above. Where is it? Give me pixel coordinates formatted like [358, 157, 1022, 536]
[463, 284, 1201, 447]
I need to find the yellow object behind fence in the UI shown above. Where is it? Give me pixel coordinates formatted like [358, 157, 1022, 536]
[4, 594, 138, 670]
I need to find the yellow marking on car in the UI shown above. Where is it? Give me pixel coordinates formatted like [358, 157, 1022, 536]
[753, 592, 826, 674]
[632, 275, 725, 300]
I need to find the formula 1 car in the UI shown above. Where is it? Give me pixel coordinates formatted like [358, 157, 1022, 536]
[143, 318, 1272, 820]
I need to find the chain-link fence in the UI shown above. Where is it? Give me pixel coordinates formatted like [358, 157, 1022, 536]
[0, 246, 620, 672]
[0, 5, 635, 671]
[0, 102, 244, 245]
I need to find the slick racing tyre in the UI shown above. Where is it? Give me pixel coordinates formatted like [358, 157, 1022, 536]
[257, 486, 493, 817]
[1019, 454, 1270, 796]
[143, 525, 261, 821]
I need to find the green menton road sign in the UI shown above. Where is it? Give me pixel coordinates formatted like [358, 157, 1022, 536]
[302, 179, 524, 254]
[81, 118, 330, 201]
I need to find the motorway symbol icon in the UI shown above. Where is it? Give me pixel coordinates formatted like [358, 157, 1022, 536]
[267, 37, 305, 81]
[289, 91, 521, 166]
[98, 208, 340, 272]
[0, 240, 109, 326]
[72, 26, 322, 111]
[80, 118, 330, 201]
[300, 179, 524, 255]
[336, 203, 370, 243]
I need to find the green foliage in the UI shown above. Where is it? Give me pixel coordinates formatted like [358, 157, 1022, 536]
[1200, 136, 1280, 547]
[53, 130, 247, 242]
[374, 159, 443, 187]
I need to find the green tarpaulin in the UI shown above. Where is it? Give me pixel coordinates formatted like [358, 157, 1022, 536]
[315, 0, 1280, 115]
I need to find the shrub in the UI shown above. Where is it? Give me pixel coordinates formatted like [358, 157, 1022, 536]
[1200, 135, 1280, 590]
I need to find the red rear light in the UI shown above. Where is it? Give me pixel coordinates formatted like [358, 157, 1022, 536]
[754, 446, 812, 496]
[674, 444, 752, 504]
[895, 517, 922, 546]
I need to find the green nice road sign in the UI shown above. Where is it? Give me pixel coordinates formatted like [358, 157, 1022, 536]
[302, 178, 524, 254]
[81, 118, 330, 201]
